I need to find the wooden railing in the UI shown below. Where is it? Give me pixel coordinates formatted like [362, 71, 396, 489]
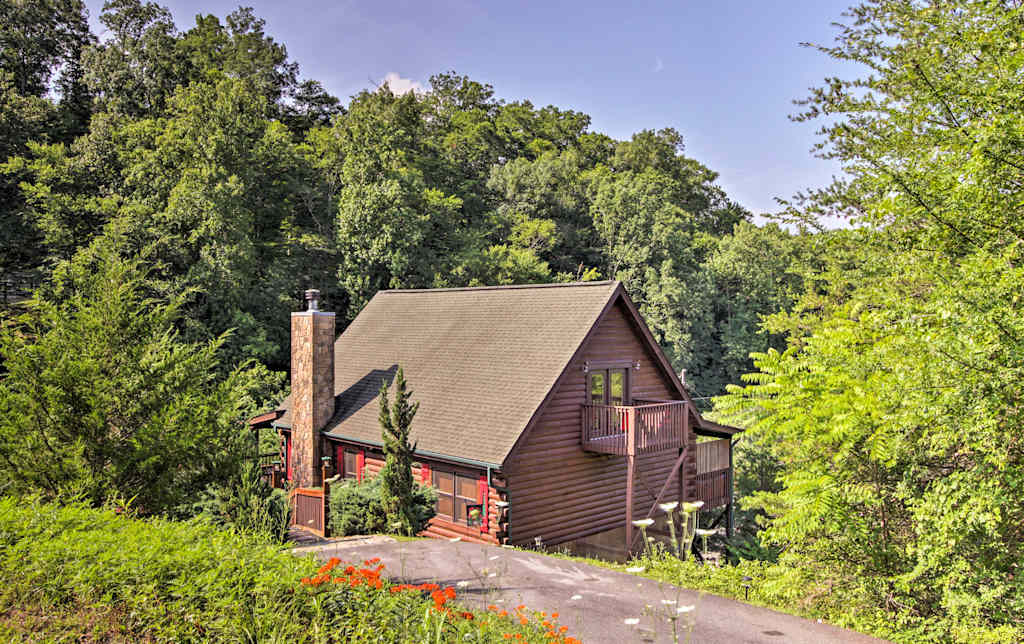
[255, 452, 284, 489]
[291, 487, 327, 536]
[695, 439, 731, 508]
[582, 401, 688, 455]
[696, 439, 729, 473]
[696, 470, 730, 508]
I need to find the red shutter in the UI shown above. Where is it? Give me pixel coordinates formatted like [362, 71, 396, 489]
[477, 476, 489, 533]
[357, 450, 365, 482]
[336, 444, 345, 476]
[285, 434, 293, 481]
[420, 462, 431, 485]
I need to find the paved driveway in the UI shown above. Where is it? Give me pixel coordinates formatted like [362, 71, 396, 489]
[293, 538, 889, 644]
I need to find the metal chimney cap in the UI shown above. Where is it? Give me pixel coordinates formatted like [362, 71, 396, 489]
[304, 289, 321, 311]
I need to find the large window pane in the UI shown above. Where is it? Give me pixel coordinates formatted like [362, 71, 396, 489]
[609, 369, 625, 406]
[457, 474, 478, 500]
[589, 372, 606, 405]
[437, 495, 453, 519]
[434, 470, 454, 494]
[344, 451, 358, 479]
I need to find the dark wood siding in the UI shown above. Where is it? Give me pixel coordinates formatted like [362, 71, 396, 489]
[505, 298, 698, 546]
[326, 440, 501, 545]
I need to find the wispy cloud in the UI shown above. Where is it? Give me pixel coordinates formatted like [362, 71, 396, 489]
[653, 56, 664, 73]
[381, 72, 424, 94]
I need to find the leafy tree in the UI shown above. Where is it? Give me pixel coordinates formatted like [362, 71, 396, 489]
[377, 366, 420, 536]
[718, 1, 1024, 638]
[0, 243, 276, 513]
[689, 222, 807, 398]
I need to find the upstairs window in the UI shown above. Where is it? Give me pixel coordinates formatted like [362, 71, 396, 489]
[589, 367, 629, 406]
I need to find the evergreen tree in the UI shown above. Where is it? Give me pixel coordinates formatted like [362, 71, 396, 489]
[377, 366, 419, 536]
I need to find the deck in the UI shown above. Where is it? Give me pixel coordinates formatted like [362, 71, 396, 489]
[581, 400, 689, 455]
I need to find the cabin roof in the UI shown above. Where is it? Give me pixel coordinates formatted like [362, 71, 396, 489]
[271, 280, 739, 467]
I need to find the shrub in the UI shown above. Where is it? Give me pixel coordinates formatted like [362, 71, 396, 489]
[189, 461, 291, 542]
[0, 245, 276, 514]
[0, 498, 576, 643]
[328, 476, 435, 537]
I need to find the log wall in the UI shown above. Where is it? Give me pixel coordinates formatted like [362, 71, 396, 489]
[504, 299, 698, 547]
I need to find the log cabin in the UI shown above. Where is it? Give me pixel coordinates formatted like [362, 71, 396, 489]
[251, 281, 740, 556]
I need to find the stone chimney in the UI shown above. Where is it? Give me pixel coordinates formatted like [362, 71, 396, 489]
[290, 289, 335, 488]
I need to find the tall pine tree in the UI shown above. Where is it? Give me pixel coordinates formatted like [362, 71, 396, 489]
[377, 366, 419, 536]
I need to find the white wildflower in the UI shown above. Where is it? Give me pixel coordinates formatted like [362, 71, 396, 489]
[456, 580, 469, 588]
[658, 501, 679, 512]
[631, 518, 655, 528]
[624, 618, 640, 625]
[694, 529, 716, 537]
[681, 501, 705, 513]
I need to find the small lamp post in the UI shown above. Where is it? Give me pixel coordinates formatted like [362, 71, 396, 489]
[742, 576, 753, 601]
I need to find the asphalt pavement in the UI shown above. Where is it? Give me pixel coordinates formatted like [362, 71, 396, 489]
[293, 537, 890, 644]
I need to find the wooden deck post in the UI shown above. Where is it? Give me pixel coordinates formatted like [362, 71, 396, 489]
[625, 407, 636, 556]
[727, 438, 736, 538]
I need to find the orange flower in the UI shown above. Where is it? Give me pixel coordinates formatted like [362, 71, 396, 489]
[559, 626, 568, 633]
[542, 620, 551, 628]
[488, 604, 498, 611]
[520, 617, 528, 625]
[516, 604, 526, 611]
[499, 610, 508, 617]
[443, 587, 456, 600]
[503, 635, 512, 640]
[460, 611, 474, 620]
[551, 612, 559, 619]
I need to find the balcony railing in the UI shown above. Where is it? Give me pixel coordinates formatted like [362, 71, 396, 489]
[581, 401, 689, 455]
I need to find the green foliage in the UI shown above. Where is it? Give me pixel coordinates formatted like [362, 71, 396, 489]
[328, 476, 435, 538]
[715, 1, 1024, 639]
[190, 460, 291, 543]
[0, 244, 275, 513]
[626, 550, 1022, 644]
[2, 0, 788, 394]
[378, 366, 421, 536]
[0, 498, 557, 642]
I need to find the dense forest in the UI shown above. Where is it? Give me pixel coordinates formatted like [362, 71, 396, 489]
[1, 0, 1023, 642]
[1, 0, 805, 400]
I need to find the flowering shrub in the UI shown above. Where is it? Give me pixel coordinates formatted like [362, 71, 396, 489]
[297, 554, 582, 643]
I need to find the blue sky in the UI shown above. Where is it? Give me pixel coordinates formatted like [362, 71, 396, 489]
[85, 0, 860, 216]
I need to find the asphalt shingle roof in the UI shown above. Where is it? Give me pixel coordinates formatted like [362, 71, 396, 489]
[275, 281, 621, 467]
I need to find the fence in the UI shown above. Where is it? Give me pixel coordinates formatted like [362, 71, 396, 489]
[291, 487, 327, 537]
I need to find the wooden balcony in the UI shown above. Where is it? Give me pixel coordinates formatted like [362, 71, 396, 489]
[581, 400, 689, 455]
